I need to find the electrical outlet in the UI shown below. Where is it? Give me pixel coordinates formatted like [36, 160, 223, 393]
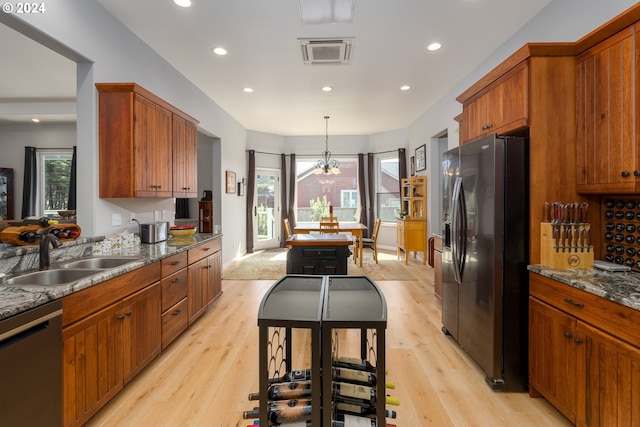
[111, 213, 122, 226]
[154, 210, 161, 220]
[162, 210, 169, 220]
[129, 213, 137, 223]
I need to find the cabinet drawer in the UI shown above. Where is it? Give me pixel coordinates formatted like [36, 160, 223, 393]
[188, 238, 221, 264]
[161, 268, 188, 311]
[161, 298, 188, 349]
[161, 252, 188, 277]
[530, 272, 640, 347]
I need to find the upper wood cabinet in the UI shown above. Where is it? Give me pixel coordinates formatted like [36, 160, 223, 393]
[172, 115, 198, 198]
[96, 83, 199, 198]
[459, 60, 528, 144]
[576, 25, 636, 193]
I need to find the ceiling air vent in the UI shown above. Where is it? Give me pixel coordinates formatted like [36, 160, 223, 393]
[299, 38, 353, 64]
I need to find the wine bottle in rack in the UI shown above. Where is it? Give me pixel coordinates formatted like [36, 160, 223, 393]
[247, 380, 312, 401]
[267, 369, 312, 384]
[242, 399, 312, 423]
[333, 382, 400, 407]
[333, 356, 377, 373]
[335, 399, 397, 418]
[267, 419, 397, 427]
[333, 366, 395, 389]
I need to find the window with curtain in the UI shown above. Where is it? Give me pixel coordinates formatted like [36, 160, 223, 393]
[38, 150, 74, 216]
[295, 157, 358, 221]
[376, 154, 400, 223]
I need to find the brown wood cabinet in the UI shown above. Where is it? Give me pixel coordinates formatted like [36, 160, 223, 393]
[459, 61, 528, 144]
[62, 262, 162, 427]
[397, 176, 427, 265]
[529, 273, 640, 426]
[576, 25, 636, 194]
[172, 115, 198, 198]
[187, 238, 223, 324]
[160, 252, 189, 349]
[96, 83, 199, 198]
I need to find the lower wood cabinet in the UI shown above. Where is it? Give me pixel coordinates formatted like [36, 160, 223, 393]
[62, 263, 162, 427]
[187, 239, 223, 324]
[160, 252, 188, 349]
[397, 218, 426, 265]
[529, 273, 640, 426]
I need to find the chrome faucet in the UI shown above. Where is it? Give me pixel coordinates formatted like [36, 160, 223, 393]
[37, 228, 63, 270]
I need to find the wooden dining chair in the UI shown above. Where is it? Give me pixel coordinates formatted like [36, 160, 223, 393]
[283, 218, 293, 249]
[319, 220, 339, 234]
[355, 218, 381, 264]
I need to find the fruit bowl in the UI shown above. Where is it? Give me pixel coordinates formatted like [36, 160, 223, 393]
[169, 225, 197, 237]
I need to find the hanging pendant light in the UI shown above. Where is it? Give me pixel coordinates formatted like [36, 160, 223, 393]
[314, 116, 341, 175]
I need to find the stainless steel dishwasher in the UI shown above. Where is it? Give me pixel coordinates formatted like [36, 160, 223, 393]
[0, 299, 62, 427]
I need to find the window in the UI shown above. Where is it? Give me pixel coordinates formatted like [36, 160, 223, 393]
[38, 150, 73, 216]
[376, 155, 400, 222]
[295, 157, 358, 221]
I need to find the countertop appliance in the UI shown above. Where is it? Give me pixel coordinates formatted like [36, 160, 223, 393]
[0, 299, 63, 426]
[441, 134, 529, 391]
[140, 221, 169, 243]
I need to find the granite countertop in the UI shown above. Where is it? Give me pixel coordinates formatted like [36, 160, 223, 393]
[0, 233, 222, 321]
[528, 264, 640, 312]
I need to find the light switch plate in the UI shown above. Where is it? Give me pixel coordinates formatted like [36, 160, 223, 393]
[111, 213, 122, 226]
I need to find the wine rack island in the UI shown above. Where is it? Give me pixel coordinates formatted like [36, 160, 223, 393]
[248, 275, 395, 426]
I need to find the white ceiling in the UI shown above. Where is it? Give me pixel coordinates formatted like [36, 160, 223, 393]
[0, 0, 553, 135]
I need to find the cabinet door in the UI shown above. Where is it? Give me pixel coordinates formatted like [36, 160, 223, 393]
[122, 282, 162, 384]
[173, 115, 198, 198]
[63, 302, 123, 427]
[576, 26, 635, 193]
[463, 94, 488, 142]
[580, 321, 640, 427]
[208, 250, 223, 305]
[133, 95, 172, 197]
[528, 297, 580, 423]
[188, 257, 209, 323]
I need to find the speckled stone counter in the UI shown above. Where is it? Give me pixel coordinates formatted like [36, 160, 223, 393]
[528, 265, 640, 312]
[0, 233, 221, 321]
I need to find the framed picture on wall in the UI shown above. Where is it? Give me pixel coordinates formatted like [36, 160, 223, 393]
[410, 156, 415, 176]
[225, 171, 236, 194]
[415, 144, 426, 172]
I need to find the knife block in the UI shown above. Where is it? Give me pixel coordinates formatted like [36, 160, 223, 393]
[540, 222, 594, 269]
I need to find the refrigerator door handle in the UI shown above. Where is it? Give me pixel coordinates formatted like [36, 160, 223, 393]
[451, 177, 463, 284]
[458, 180, 467, 279]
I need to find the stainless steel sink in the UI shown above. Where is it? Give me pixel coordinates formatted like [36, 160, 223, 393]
[59, 256, 142, 270]
[3, 268, 105, 286]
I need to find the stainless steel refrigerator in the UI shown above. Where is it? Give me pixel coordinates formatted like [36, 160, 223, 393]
[441, 134, 529, 391]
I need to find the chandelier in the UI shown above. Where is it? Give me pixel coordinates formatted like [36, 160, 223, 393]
[314, 115, 341, 175]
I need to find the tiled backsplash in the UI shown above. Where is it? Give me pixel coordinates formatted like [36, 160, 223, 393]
[603, 197, 640, 270]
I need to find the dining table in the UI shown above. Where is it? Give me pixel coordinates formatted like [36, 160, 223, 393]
[294, 221, 368, 267]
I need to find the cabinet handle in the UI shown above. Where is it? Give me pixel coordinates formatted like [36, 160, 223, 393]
[118, 315, 126, 320]
[564, 332, 573, 339]
[622, 171, 631, 178]
[574, 338, 583, 345]
[125, 311, 132, 316]
[635, 170, 640, 177]
[183, 187, 190, 190]
[172, 277, 180, 283]
[171, 261, 180, 266]
[563, 297, 584, 308]
[172, 308, 182, 316]
[203, 247, 211, 252]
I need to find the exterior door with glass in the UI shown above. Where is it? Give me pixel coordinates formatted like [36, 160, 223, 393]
[253, 169, 281, 250]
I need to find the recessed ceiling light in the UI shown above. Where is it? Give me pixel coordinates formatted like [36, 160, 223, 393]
[427, 42, 442, 51]
[31, 118, 40, 123]
[243, 87, 254, 93]
[212, 47, 227, 56]
[173, 0, 192, 7]
[400, 85, 411, 91]
[322, 86, 333, 92]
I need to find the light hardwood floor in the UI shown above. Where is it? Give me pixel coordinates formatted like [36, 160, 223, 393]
[87, 252, 571, 427]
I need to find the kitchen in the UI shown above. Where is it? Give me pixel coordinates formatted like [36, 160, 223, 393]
[2, 1, 640, 426]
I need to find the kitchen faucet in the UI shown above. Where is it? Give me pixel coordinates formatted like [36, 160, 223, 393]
[37, 228, 63, 270]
